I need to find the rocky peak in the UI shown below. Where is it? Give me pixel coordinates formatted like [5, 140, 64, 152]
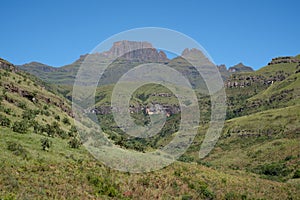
[228, 62, 253, 73]
[104, 40, 153, 57]
[217, 64, 227, 72]
[100, 40, 168, 62]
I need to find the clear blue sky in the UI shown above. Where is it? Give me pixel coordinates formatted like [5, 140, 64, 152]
[0, 0, 299, 69]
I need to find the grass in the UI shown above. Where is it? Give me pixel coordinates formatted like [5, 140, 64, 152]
[1, 127, 299, 199]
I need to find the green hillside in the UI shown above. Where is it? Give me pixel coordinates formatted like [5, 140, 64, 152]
[1, 54, 300, 199]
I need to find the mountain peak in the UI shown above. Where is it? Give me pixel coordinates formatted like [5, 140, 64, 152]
[99, 40, 168, 62]
[103, 40, 153, 58]
[228, 62, 253, 73]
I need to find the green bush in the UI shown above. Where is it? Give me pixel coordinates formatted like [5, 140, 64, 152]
[12, 120, 29, 133]
[22, 109, 39, 120]
[253, 162, 291, 180]
[87, 173, 120, 197]
[40, 138, 51, 151]
[181, 194, 193, 200]
[293, 169, 300, 179]
[44, 122, 65, 137]
[62, 117, 70, 125]
[54, 115, 60, 121]
[17, 102, 27, 109]
[68, 125, 78, 137]
[192, 182, 215, 200]
[0, 114, 11, 127]
[69, 137, 81, 148]
[7, 141, 29, 159]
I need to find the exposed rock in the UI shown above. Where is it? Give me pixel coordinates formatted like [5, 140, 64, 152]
[228, 63, 254, 73]
[268, 56, 300, 65]
[100, 40, 169, 62]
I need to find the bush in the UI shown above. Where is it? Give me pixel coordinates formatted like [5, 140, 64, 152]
[17, 102, 27, 109]
[32, 121, 44, 134]
[293, 169, 300, 179]
[68, 125, 78, 137]
[22, 109, 39, 120]
[62, 117, 70, 125]
[69, 137, 81, 148]
[253, 162, 291, 180]
[0, 114, 11, 127]
[87, 173, 120, 197]
[181, 194, 193, 200]
[41, 138, 51, 151]
[44, 122, 65, 137]
[7, 141, 29, 159]
[12, 120, 29, 133]
[54, 115, 60, 121]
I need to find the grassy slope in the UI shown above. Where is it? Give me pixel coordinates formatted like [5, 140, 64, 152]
[1, 126, 299, 199]
[1, 56, 300, 199]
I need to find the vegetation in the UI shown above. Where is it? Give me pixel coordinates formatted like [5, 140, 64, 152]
[0, 55, 300, 199]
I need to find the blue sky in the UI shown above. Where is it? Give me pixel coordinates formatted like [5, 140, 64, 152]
[0, 0, 299, 69]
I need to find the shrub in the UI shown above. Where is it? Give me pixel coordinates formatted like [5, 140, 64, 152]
[181, 194, 193, 200]
[0, 114, 11, 127]
[62, 117, 70, 125]
[192, 182, 216, 200]
[40, 138, 51, 151]
[87, 174, 120, 197]
[54, 115, 60, 121]
[32, 121, 44, 134]
[12, 120, 29, 133]
[293, 169, 300, 179]
[253, 162, 291, 180]
[4, 107, 11, 115]
[68, 125, 78, 137]
[22, 109, 38, 120]
[178, 155, 194, 163]
[69, 137, 81, 148]
[7, 141, 29, 159]
[17, 102, 27, 109]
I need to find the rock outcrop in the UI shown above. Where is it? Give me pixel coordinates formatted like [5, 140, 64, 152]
[102, 40, 168, 62]
[228, 63, 254, 73]
[0, 58, 16, 72]
[268, 56, 300, 65]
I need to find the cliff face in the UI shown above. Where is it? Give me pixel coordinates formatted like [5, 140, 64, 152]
[102, 40, 168, 62]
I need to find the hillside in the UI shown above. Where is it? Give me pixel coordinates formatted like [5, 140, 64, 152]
[1, 53, 300, 199]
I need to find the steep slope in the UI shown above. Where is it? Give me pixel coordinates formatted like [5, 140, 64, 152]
[225, 55, 300, 118]
[0, 58, 77, 146]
